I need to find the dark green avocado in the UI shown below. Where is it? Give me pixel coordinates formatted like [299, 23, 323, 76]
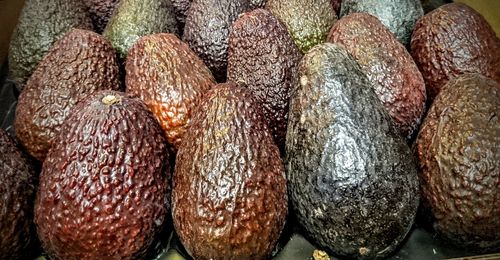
[8, 0, 93, 91]
[286, 43, 419, 258]
[0, 129, 37, 260]
[83, 0, 121, 33]
[415, 73, 499, 252]
[35, 91, 171, 259]
[172, 82, 288, 259]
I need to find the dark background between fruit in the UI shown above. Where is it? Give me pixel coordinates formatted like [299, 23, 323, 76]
[0, 0, 498, 259]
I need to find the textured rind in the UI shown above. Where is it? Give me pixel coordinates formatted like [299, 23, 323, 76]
[103, 0, 178, 60]
[415, 73, 500, 251]
[286, 43, 419, 259]
[0, 130, 36, 260]
[183, 0, 250, 82]
[126, 33, 216, 151]
[328, 13, 426, 139]
[266, 0, 336, 54]
[173, 82, 288, 259]
[340, 0, 423, 47]
[84, 0, 121, 33]
[15, 29, 120, 162]
[227, 9, 301, 151]
[8, 0, 93, 91]
[35, 90, 170, 260]
[410, 3, 500, 100]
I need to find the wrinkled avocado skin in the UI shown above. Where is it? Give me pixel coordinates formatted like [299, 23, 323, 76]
[415, 73, 500, 252]
[286, 43, 419, 259]
[0, 129, 37, 260]
[35, 91, 171, 260]
[8, 0, 93, 91]
[227, 9, 301, 152]
[411, 3, 500, 100]
[84, 0, 121, 33]
[173, 82, 288, 260]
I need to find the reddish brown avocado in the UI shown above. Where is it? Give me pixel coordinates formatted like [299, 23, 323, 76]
[415, 73, 499, 252]
[328, 13, 426, 139]
[172, 82, 288, 259]
[15, 29, 120, 162]
[83, 0, 121, 33]
[0, 129, 37, 259]
[35, 90, 170, 259]
[126, 33, 216, 151]
[411, 3, 500, 100]
[227, 9, 301, 151]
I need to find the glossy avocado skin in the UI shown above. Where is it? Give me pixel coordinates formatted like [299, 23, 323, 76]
[328, 13, 426, 139]
[35, 91, 171, 259]
[286, 43, 419, 258]
[265, 0, 336, 54]
[411, 3, 500, 101]
[340, 0, 423, 47]
[227, 9, 301, 152]
[103, 0, 178, 60]
[0, 129, 37, 260]
[84, 0, 121, 33]
[415, 73, 499, 252]
[8, 0, 93, 91]
[126, 33, 216, 151]
[15, 29, 120, 162]
[173, 82, 288, 259]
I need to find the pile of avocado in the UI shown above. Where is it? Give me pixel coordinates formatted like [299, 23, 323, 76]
[1, 0, 498, 259]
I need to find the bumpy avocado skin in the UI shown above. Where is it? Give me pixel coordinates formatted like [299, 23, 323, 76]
[328, 13, 426, 139]
[15, 29, 120, 162]
[340, 0, 423, 47]
[411, 3, 500, 101]
[227, 9, 301, 152]
[126, 33, 216, 151]
[265, 0, 336, 54]
[415, 73, 499, 252]
[103, 0, 178, 60]
[84, 0, 121, 33]
[183, 0, 250, 82]
[0, 130, 37, 260]
[172, 82, 288, 259]
[286, 43, 419, 258]
[8, 0, 93, 91]
[35, 91, 170, 260]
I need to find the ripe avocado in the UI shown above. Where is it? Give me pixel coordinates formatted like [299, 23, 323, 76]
[15, 29, 120, 162]
[126, 33, 216, 151]
[227, 9, 301, 151]
[340, 0, 424, 47]
[286, 43, 419, 258]
[265, 0, 336, 54]
[183, 0, 250, 81]
[172, 82, 288, 259]
[415, 73, 499, 252]
[35, 90, 171, 259]
[103, 0, 178, 60]
[411, 3, 500, 100]
[8, 0, 93, 91]
[0, 129, 37, 259]
[328, 13, 426, 139]
[83, 0, 121, 33]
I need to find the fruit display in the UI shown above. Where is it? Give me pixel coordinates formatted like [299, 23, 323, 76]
[0, 0, 498, 259]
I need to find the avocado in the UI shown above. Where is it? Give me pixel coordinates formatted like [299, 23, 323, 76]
[35, 90, 171, 259]
[415, 73, 499, 252]
[172, 82, 288, 259]
[103, 0, 178, 60]
[227, 9, 301, 151]
[0, 129, 37, 260]
[340, 0, 424, 47]
[126, 33, 216, 151]
[15, 29, 120, 162]
[8, 0, 93, 91]
[83, 0, 121, 33]
[328, 13, 426, 139]
[286, 43, 419, 258]
[171, 0, 192, 32]
[411, 3, 500, 101]
[265, 0, 336, 54]
[183, 0, 250, 81]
